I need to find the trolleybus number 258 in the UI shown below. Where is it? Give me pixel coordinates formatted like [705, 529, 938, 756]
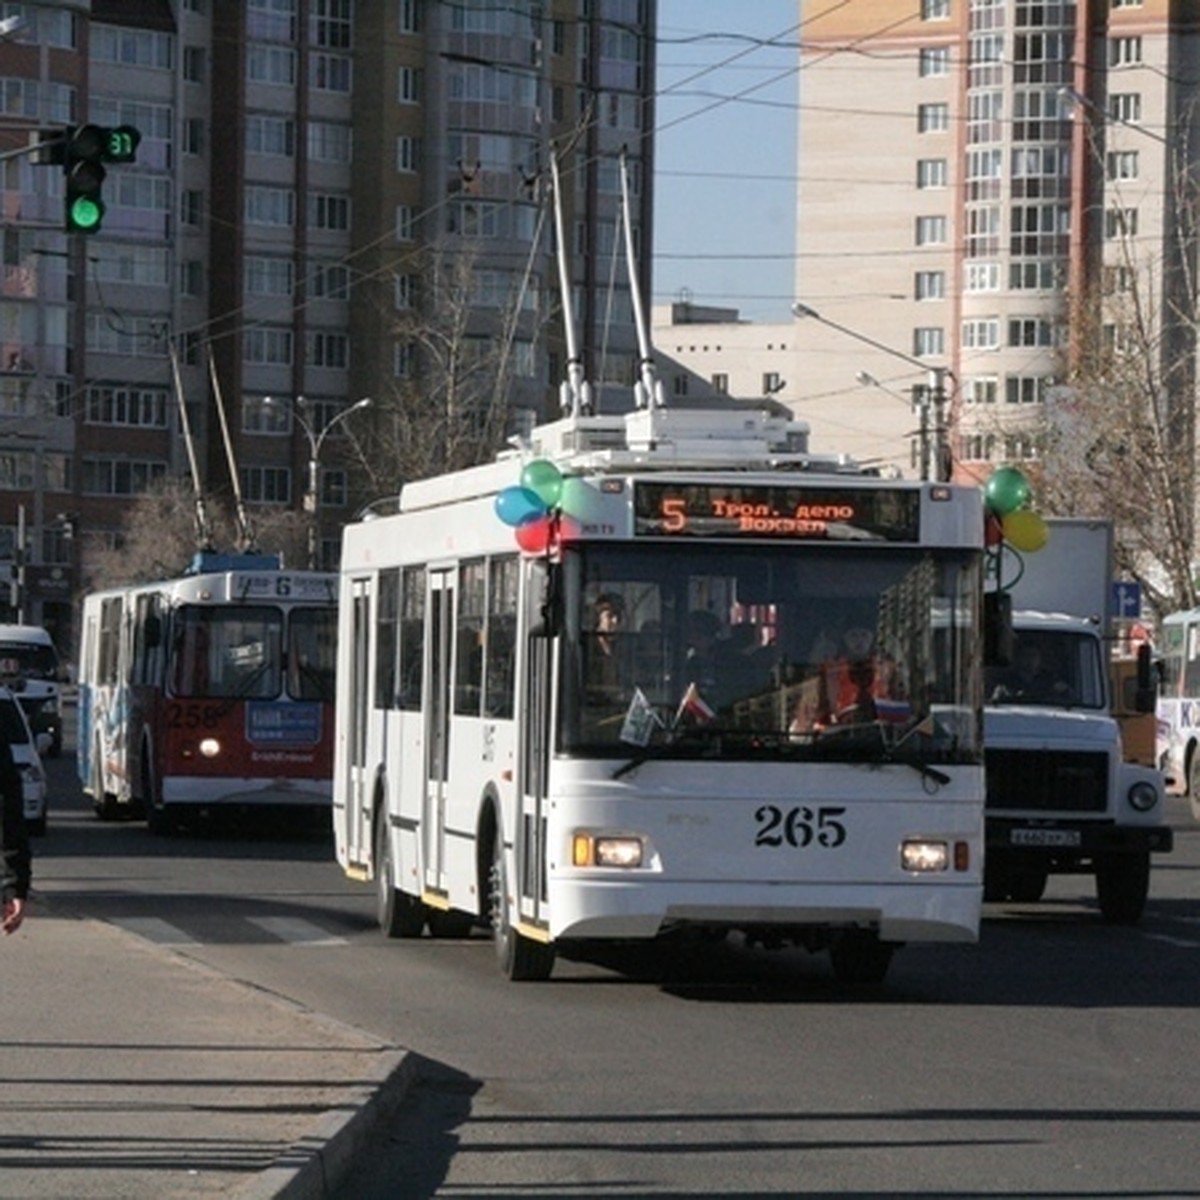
[754, 804, 848, 849]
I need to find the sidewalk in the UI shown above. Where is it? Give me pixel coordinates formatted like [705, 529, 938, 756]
[0, 893, 416, 1199]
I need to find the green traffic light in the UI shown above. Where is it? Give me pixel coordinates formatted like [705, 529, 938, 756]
[68, 194, 103, 232]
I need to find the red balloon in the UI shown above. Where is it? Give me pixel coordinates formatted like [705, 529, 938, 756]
[984, 513, 1004, 546]
[515, 516, 552, 553]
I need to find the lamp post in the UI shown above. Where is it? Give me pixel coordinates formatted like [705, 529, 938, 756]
[856, 370, 930, 479]
[270, 395, 371, 569]
[793, 302, 954, 480]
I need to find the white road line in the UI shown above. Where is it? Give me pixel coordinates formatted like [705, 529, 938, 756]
[248, 916, 347, 946]
[114, 917, 200, 945]
[1143, 932, 1200, 949]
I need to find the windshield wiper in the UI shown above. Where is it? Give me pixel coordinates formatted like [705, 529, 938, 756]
[611, 725, 725, 779]
[812, 719, 952, 787]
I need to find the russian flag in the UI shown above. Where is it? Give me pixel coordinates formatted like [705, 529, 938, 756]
[675, 682, 716, 726]
[875, 696, 913, 724]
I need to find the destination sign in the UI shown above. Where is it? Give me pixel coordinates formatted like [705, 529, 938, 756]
[633, 482, 922, 542]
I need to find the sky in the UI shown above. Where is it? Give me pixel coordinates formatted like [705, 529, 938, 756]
[652, 0, 800, 324]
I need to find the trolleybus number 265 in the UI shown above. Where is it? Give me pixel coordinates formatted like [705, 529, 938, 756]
[754, 804, 848, 849]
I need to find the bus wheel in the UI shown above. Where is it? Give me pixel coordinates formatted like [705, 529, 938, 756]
[426, 907, 476, 938]
[92, 742, 119, 821]
[830, 930, 895, 985]
[143, 760, 174, 836]
[489, 836, 554, 981]
[1096, 851, 1150, 924]
[375, 816, 425, 938]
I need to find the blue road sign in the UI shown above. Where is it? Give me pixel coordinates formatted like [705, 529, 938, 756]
[1113, 580, 1141, 619]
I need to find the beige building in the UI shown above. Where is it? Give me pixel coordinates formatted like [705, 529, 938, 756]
[793, 0, 1199, 486]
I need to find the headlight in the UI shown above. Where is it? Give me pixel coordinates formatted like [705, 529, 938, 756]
[199, 737, 221, 758]
[572, 833, 644, 868]
[1128, 781, 1159, 812]
[901, 839, 949, 872]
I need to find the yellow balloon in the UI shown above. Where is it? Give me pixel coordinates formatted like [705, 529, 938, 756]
[1002, 509, 1049, 552]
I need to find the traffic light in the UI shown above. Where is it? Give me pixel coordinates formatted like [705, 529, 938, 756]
[61, 123, 141, 234]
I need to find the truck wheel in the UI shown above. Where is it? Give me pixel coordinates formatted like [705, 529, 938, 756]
[830, 930, 896, 985]
[1095, 851, 1150, 924]
[489, 835, 555, 981]
[375, 815, 425, 938]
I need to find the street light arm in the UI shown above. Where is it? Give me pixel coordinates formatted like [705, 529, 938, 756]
[793, 301, 943, 378]
[1058, 85, 1169, 147]
[309, 395, 372, 458]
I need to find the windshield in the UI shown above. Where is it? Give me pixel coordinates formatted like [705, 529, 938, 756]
[985, 627, 1106, 710]
[559, 543, 982, 764]
[0, 641, 57, 679]
[287, 608, 337, 701]
[169, 605, 283, 699]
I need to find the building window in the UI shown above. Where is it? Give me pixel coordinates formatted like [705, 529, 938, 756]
[1005, 376, 1047, 405]
[241, 466, 292, 504]
[964, 376, 998, 405]
[306, 331, 349, 369]
[915, 270, 945, 300]
[917, 158, 947, 189]
[183, 118, 204, 156]
[310, 52, 352, 92]
[243, 328, 293, 365]
[965, 262, 1000, 292]
[762, 371, 783, 394]
[319, 468, 348, 507]
[919, 47, 949, 77]
[308, 261, 350, 300]
[398, 66, 421, 103]
[917, 103, 949, 133]
[673, 374, 689, 397]
[921, 0, 950, 17]
[1109, 37, 1142, 67]
[1105, 207, 1138, 238]
[308, 193, 350, 231]
[394, 341, 414, 378]
[181, 190, 203, 226]
[398, 0, 421, 33]
[395, 273, 417, 310]
[395, 204, 414, 241]
[246, 115, 294, 156]
[308, 121, 351, 163]
[247, 44, 296, 85]
[245, 256, 294, 296]
[1109, 93, 1141, 123]
[916, 215, 948, 245]
[246, 186, 295, 227]
[242, 395, 290, 435]
[85, 385, 168, 428]
[711, 373, 728, 394]
[961, 319, 999, 350]
[183, 44, 205, 83]
[396, 135, 420, 173]
[1008, 318, 1054, 347]
[82, 458, 167, 496]
[180, 260, 203, 296]
[913, 327, 945, 357]
[1106, 151, 1138, 181]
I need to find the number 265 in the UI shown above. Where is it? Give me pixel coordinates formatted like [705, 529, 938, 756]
[754, 804, 847, 849]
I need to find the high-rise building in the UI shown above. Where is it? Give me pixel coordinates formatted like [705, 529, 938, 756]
[793, 0, 1199, 484]
[0, 0, 656, 651]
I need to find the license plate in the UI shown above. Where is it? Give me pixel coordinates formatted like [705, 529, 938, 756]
[1010, 828, 1081, 848]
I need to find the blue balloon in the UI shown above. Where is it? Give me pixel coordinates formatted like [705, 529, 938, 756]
[494, 485, 545, 527]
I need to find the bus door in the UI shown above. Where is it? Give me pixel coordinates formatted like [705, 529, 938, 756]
[343, 577, 372, 864]
[517, 559, 553, 928]
[423, 569, 454, 895]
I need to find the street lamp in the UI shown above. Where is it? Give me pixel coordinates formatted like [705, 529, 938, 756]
[268, 395, 372, 569]
[793, 302, 954, 481]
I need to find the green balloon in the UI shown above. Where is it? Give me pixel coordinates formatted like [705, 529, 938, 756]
[521, 459, 563, 507]
[985, 466, 1031, 516]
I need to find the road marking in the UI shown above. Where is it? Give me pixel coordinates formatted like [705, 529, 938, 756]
[248, 916, 347, 946]
[1143, 932, 1200, 949]
[114, 917, 200, 945]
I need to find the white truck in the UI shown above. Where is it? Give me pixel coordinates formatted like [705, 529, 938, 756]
[983, 518, 1171, 922]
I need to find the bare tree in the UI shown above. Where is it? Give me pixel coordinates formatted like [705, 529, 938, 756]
[352, 239, 550, 506]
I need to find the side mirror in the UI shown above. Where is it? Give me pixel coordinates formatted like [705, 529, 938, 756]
[983, 590, 1013, 668]
[1134, 643, 1156, 713]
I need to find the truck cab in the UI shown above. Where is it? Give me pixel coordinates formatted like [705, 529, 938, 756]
[983, 611, 1170, 922]
[0, 623, 65, 757]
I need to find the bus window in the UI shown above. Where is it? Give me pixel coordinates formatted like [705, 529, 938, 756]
[455, 559, 486, 716]
[398, 566, 426, 710]
[485, 556, 519, 719]
[375, 569, 399, 709]
[289, 608, 337, 701]
[170, 606, 283, 699]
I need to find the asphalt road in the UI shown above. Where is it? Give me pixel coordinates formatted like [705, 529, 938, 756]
[36, 714, 1200, 1198]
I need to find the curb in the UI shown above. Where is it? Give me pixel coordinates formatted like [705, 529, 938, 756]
[233, 1047, 421, 1200]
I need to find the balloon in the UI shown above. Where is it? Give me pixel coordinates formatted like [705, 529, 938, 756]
[1002, 509, 1049, 552]
[985, 466, 1031, 516]
[559, 475, 601, 523]
[520, 459, 563, 507]
[984, 513, 1004, 546]
[494, 485, 545, 527]
[515, 514, 553, 554]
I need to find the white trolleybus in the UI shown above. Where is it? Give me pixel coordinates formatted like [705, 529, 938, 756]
[78, 552, 338, 833]
[334, 405, 988, 982]
[1155, 605, 1200, 821]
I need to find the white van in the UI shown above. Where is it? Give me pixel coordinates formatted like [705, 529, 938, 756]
[0, 624, 64, 757]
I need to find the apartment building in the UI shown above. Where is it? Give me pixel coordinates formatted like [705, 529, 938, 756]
[0, 0, 655, 651]
[791, 0, 1199, 483]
